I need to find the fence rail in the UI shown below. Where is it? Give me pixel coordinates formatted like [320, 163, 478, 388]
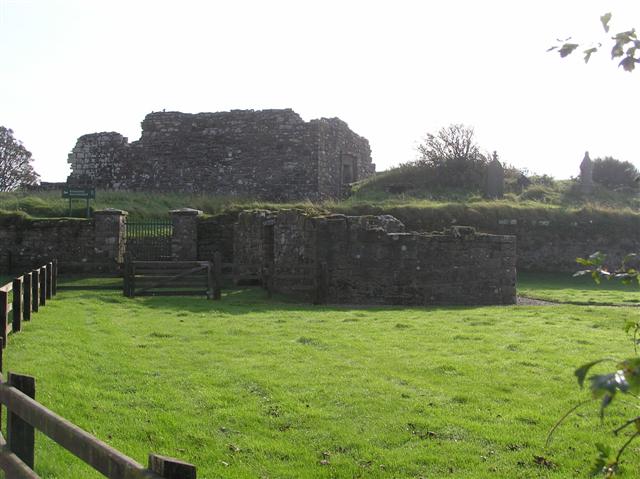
[0, 261, 57, 350]
[0, 372, 196, 479]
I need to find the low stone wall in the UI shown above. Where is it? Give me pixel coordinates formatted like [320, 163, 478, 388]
[363, 207, 640, 273]
[233, 210, 516, 305]
[0, 210, 128, 275]
[0, 217, 96, 274]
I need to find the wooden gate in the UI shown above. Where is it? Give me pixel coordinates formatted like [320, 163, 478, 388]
[125, 219, 173, 261]
[123, 258, 221, 299]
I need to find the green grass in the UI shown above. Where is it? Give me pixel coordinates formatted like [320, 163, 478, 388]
[519, 272, 640, 305]
[3, 286, 640, 478]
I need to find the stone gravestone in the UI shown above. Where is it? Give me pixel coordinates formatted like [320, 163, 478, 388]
[485, 154, 504, 199]
[580, 151, 594, 193]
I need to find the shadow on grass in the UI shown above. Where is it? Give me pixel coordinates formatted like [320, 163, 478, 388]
[72, 286, 493, 315]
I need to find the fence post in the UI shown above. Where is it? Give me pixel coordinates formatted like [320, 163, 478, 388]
[7, 372, 36, 469]
[31, 269, 39, 313]
[148, 454, 196, 479]
[213, 252, 222, 300]
[12, 277, 23, 333]
[0, 290, 8, 349]
[39, 268, 46, 307]
[46, 262, 53, 300]
[51, 259, 58, 296]
[23, 273, 31, 322]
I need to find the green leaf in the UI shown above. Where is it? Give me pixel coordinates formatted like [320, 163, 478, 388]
[624, 319, 638, 333]
[584, 47, 598, 63]
[575, 359, 607, 388]
[559, 43, 579, 58]
[600, 13, 612, 33]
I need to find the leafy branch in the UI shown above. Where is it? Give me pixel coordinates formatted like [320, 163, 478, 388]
[549, 13, 640, 72]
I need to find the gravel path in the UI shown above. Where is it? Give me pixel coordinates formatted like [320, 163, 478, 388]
[516, 296, 558, 306]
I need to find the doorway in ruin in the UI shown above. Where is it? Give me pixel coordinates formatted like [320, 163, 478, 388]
[340, 153, 358, 186]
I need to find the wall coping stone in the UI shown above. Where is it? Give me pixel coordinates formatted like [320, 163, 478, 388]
[170, 208, 203, 216]
[94, 208, 128, 216]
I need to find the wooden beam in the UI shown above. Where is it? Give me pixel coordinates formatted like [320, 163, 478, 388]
[31, 270, 39, 313]
[38, 269, 46, 307]
[0, 291, 8, 349]
[7, 373, 35, 469]
[0, 433, 39, 479]
[0, 380, 177, 479]
[149, 454, 196, 479]
[23, 274, 31, 322]
[12, 278, 23, 333]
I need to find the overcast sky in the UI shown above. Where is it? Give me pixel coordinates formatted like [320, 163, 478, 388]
[1, 0, 639, 182]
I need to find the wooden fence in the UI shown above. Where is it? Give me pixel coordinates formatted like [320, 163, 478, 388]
[124, 253, 221, 300]
[0, 370, 196, 478]
[0, 261, 57, 349]
[0, 260, 197, 478]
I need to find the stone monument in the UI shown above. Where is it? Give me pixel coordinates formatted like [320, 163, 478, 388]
[579, 151, 594, 193]
[484, 152, 504, 199]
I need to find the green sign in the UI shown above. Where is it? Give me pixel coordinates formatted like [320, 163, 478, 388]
[62, 188, 96, 199]
[62, 187, 96, 218]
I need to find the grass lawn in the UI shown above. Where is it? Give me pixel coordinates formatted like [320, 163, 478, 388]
[2, 285, 640, 478]
[518, 272, 640, 305]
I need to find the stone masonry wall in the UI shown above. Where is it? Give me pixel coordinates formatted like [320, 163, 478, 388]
[67, 109, 374, 200]
[232, 210, 516, 305]
[197, 212, 238, 274]
[314, 218, 516, 305]
[233, 210, 277, 283]
[0, 211, 129, 275]
[0, 218, 98, 274]
[366, 208, 640, 273]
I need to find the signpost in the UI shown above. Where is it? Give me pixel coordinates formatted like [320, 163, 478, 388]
[61, 187, 95, 218]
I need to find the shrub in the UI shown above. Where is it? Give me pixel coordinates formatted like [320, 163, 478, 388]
[592, 157, 639, 189]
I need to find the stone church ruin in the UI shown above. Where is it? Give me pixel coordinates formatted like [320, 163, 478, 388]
[234, 210, 517, 306]
[67, 109, 375, 201]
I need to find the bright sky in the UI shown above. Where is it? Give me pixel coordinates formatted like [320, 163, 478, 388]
[1, 0, 639, 182]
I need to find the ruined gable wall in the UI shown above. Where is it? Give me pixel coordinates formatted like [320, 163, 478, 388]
[67, 132, 129, 188]
[314, 118, 374, 199]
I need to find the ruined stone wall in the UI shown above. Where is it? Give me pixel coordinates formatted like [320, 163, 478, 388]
[232, 210, 516, 305]
[198, 212, 238, 272]
[0, 211, 129, 275]
[67, 132, 130, 188]
[314, 218, 515, 305]
[367, 208, 640, 273]
[67, 109, 374, 200]
[314, 118, 375, 198]
[233, 210, 277, 283]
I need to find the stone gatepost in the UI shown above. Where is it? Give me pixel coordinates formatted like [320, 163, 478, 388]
[170, 208, 202, 260]
[94, 209, 128, 264]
